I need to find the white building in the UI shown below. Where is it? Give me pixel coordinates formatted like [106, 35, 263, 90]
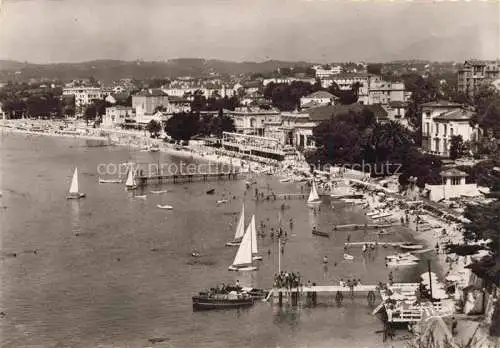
[300, 90, 336, 108]
[223, 107, 280, 136]
[262, 77, 316, 86]
[102, 106, 135, 128]
[367, 81, 410, 105]
[313, 65, 342, 79]
[425, 168, 480, 201]
[421, 101, 475, 156]
[62, 87, 108, 108]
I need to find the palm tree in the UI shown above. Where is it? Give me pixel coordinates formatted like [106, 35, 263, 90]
[370, 121, 413, 162]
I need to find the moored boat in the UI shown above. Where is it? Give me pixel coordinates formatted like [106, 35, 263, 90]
[399, 243, 425, 250]
[125, 168, 137, 190]
[192, 291, 254, 311]
[157, 204, 173, 210]
[312, 229, 329, 237]
[228, 219, 257, 271]
[99, 178, 122, 184]
[206, 188, 215, 194]
[344, 253, 354, 260]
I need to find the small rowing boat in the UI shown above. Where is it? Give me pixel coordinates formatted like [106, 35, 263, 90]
[99, 178, 122, 184]
[312, 230, 329, 237]
[216, 199, 228, 205]
[344, 253, 354, 260]
[135, 195, 147, 199]
[206, 189, 215, 194]
[151, 190, 168, 194]
[157, 204, 173, 210]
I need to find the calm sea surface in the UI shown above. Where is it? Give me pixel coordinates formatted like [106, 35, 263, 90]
[0, 133, 438, 348]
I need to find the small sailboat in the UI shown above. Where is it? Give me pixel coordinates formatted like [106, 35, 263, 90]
[67, 168, 86, 199]
[157, 204, 173, 210]
[125, 169, 137, 190]
[307, 180, 321, 204]
[228, 226, 257, 272]
[344, 253, 354, 260]
[99, 178, 122, 184]
[248, 215, 262, 261]
[226, 204, 245, 246]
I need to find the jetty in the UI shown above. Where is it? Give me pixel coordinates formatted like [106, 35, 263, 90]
[135, 171, 239, 186]
[344, 241, 405, 247]
[332, 223, 393, 231]
[260, 193, 308, 200]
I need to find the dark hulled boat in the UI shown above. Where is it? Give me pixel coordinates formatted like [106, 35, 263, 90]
[312, 230, 329, 237]
[192, 291, 254, 311]
[206, 189, 215, 195]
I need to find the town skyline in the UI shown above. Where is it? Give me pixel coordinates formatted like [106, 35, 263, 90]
[0, 0, 498, 64]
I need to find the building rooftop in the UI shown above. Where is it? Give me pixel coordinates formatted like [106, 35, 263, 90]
[135, 89, 168, 97]
[434, 109, 474, 122]
[388, 101, 408, 108]
[303, 90, 335, 99]
[440, 168, 468, 178]
[421, 100, 462, 108]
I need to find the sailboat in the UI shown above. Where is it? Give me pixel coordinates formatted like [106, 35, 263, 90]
[225, 204, 245, 246]
[307, 180, 321, 204]
[125, 168, 137, 190]
[228, 226, 257, 272]
[248, 215, 262, 261]
[67, 168, 86, 199]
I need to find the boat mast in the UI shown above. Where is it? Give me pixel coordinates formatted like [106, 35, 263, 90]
[278, 210, 281, 274]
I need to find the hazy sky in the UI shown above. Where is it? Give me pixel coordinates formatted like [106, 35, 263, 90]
[0, 0, 498, 63]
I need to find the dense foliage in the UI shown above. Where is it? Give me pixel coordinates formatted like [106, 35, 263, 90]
[164, 111, 235, 142]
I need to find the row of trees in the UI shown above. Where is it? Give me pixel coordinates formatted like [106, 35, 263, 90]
[305, 106, 444, 187]
[160, 111, 235, 142]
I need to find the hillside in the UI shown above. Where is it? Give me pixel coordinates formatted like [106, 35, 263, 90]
[0, 59, 314, 83]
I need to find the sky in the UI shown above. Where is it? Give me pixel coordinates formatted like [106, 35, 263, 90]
[0, 0, 498, 63]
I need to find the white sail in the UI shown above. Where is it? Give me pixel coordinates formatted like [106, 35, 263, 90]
[248, 215, 258, 254]
[233, 204, 245, 241]
[231, 228, 253, 267]
[308, 181, 320, 203]
[69, 168, 79, 194]
[125, 169, 135, 187]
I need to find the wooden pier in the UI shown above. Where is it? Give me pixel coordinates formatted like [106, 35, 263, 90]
[344, 241, 404, 247]
[332, 223, 393, 231]
[271, 285, 377, 293]
[135, 171, 239, 186]
[260, 193, 308, 200]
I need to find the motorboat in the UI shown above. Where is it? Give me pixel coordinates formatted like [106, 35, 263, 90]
[400, 243, 425, 250]
[386, 259, 419, 267]
[192, 290, 254, 311]
[157, 204, 173, 210]
[385, 253, 419, 262]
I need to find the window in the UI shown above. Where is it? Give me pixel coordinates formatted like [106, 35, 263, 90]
[444, 124, 447, 136]
[435, 124, 439, 136]
[451, 177, 461, 185]
[425, 112, 431, 118]
[450, 128, 454, 137]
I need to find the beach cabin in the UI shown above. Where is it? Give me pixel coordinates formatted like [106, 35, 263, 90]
[425, 168, 480, 202]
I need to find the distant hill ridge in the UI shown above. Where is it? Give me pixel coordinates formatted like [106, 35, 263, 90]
[0, 58, 314, 83]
